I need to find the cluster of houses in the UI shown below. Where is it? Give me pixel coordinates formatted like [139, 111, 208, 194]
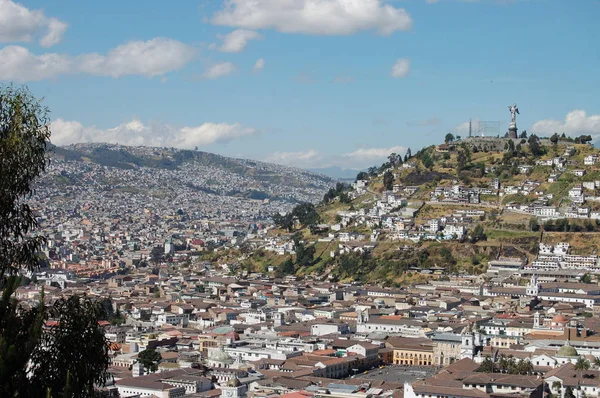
[17, 263, 600, 398]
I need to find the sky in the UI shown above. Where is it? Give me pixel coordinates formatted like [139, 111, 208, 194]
[0, 0, 599, 171]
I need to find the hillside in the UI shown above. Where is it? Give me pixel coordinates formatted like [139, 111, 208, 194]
[240, 134, 600, 285]
[45, 143, 334, 205]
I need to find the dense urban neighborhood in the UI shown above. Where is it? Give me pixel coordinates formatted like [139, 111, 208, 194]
[16, 134, 600, 398]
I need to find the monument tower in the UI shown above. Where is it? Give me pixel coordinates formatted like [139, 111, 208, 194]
[507, 103, 519, 138]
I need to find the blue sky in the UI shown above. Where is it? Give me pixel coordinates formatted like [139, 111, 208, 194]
[1, 0, 599, 170]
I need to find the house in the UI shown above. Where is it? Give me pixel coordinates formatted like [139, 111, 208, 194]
[584, 155, 598, 165]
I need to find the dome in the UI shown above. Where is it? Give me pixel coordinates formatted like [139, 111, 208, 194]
[227, 377, 242, 387]
[557, 345, 578, 357]
[552, 314, 568, 323]
[211, 347, 234, 365]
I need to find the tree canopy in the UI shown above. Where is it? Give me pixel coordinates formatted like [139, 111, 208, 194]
[0, 85, 110, 397]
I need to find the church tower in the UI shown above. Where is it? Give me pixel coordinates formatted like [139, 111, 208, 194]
[460, 324, 475, 359]
[534, 311, 541, 329]
[526, 274, 539, 296]
[220, 378, 247, 398]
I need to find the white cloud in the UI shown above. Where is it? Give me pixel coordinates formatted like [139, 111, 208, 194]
[455, 120, 473, 134]
[391, 58, 410, 78]
[530, 110, 600, 137]
[0, 45, 73, 81]
[218, 29, 262, 52]
[343, 145, 407, 162]
[264, 150, 320, 167]
[264, 145, 409, 169]
[0, 0, 68, 47]
[50, 118, 259, 148]
[79, 38, 196, 78]
[0, 38, 196, 81]
[212, 0, 412, 36]
[253, 58, 265, 72]
[202, 62, 237, 79]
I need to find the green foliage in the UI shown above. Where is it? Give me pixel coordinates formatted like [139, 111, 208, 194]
[28, 296, 110, 397]
[137, 348, 162, 373]
[150, 245, 165, 265]
[273, 212, 294, 232]
[279, 258, 295, 275]
[323, 182, 351, 204]
[0, 85, 50, 278]
[529, 218, 540, 232]
[565, 386, 576, 398]
[476, 355, 534, 375]
[445, 133, 455, 143]
[0, 85, 110, 397]
[292, 203, 320, 227]
[383, 171, 394, 191]
[293, 234, 316, 268]
[469, 224, 487, 243]
[574, 356, 591, 371]
[581, 274, 593, 284]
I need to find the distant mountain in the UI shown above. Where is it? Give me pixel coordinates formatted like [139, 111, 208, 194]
[308, 166, 362, 180]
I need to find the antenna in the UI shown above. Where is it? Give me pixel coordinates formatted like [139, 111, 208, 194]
[469, 119, 472, 138]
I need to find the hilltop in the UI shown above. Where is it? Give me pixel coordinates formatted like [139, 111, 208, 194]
[235, 133, 600, 285]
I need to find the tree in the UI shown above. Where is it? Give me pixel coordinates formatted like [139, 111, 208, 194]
[575, 356, 591, 371]
[279, 258, 295, 275]
[273, 212, 294, 232]
[565, 386, 576, 398]
[519, 130, 528, 139]
[551, 381, 562, 394]
[150, 245, 164, 265]
[477, 357, 495, 373]
[0, 85, 110, 397]
[28, 296, 110, 397]
[529, 218, 540, 232]
[445, 133, 455, 143]
[470, 224, 487, 243]
[383, 171, 394, 191]
[292, 203, 320, 227]
[0, 85, 50, 278]
[356, 171, 369, 181]
[137, 348, 162, 373]
[550, 133, 559, 144]
[581, 273, 593, 284]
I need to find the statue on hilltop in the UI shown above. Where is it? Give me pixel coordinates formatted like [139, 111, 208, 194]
[508, 103, 519, 126]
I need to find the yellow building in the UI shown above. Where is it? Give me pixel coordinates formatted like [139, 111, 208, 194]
[392, 344, 434, 366]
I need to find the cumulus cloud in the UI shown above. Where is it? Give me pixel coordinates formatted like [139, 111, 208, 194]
[79, 38, 196, 77]
[530, 110, 600, 136]
[0, 0, 68, 47]
[0, 38, 196, 81]
[264, 150, 320, 167]
[391, 58, 410, 78]
[343, 145, 407, 162]
[50, 118, 259, 148]
[253, 58, 265, 72]
[212, 0, 412, 36]
[264, 145, 409, 169]
[202, 62, 237, 79]
[217, 29, 262, 52]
